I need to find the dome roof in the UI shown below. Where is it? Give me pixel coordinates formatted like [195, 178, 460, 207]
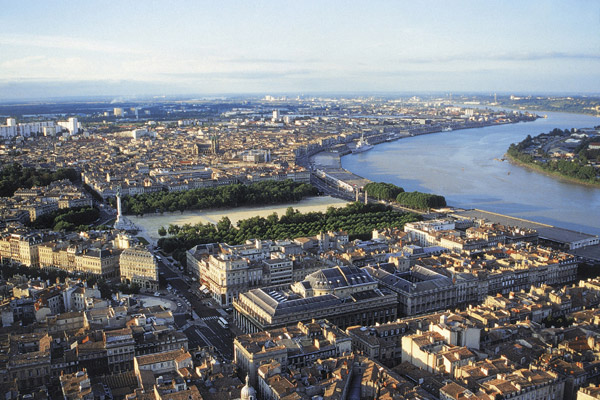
[304, 265, 372, 291]
[241, 375, 256, 400]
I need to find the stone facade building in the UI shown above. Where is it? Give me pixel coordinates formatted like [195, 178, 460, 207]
[187, 239, 325, 306]
[233, 265, 398, 333]
[119, 247, 158, 291]
[234, 320, 352, 385]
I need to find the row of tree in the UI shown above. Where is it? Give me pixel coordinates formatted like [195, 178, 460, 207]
[158, 202, 422, 264]
[395, 191, 447, 210]
[121, 180, 318, 216]
[0, 262, 69, 287]
[0, 163, 80, 197]
[30, 206, 100, 232]
[364, 181, 447, 210]
[363, 182, 404, 201]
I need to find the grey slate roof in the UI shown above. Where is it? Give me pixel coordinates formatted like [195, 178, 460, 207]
[364, 265, 453, 294]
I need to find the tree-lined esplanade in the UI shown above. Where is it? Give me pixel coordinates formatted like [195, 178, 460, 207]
[120, 180, 318, 216]
[158, 202, 421, 262]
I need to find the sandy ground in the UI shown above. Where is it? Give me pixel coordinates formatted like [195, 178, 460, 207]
[129, 196, 349, 240]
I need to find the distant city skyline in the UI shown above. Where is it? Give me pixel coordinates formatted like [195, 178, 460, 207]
[1, 0, 599, 100]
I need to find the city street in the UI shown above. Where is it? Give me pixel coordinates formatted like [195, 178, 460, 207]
[157, 258, 219, 318]
[91, 200, 117, 227]
[197, 317, 234, 360]
[155, 256, 233, 359]
[183, 326, 207, 349]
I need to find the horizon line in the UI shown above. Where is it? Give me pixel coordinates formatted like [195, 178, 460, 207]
[1, 90, 600, 104]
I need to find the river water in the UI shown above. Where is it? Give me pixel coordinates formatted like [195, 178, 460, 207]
[341, 111, 600, 236]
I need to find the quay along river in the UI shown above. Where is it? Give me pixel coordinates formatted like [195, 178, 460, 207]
[341, 110, 600, 236]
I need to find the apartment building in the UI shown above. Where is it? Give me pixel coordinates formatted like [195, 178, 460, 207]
[234, 320, 351, 385]
[401, 331, 476, 377]
[365, 265, 462, 316]
[133, 348, 192, 376]
[119, 247, 158, 291]
[0, 231, 46, 267]
[104, 327, 135, 373]
[187, 239, 326, 306]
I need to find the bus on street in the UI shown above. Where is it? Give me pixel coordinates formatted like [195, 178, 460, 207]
[218, 317, 229, 329]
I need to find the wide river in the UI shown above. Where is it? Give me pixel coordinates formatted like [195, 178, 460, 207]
[341, 110, 600, 236]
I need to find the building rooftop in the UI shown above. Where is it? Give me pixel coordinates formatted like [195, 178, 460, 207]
[135, 347, 189, 366]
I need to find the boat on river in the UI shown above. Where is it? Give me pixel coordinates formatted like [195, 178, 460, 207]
[353, 133, 374, 153]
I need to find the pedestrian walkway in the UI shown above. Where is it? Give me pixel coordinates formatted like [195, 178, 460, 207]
[199, 316, 219, 321]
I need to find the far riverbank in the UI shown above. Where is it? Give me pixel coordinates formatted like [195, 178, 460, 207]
[340, 109, 600, 236]
[504, 152, 600, 189]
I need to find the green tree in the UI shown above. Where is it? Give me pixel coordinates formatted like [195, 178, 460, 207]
[158, 202, 422, 257]
[364, 182, 404, 201]
[53, 220, 75, 231]
[217, 216, 233, 232]
[0, 163, 80, 197]
[120, 179, 318, 216]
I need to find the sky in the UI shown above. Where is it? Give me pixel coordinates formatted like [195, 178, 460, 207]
[0, 0, 599, 100]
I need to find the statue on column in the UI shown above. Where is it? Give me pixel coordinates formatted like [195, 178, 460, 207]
[114, 186, 135, 231]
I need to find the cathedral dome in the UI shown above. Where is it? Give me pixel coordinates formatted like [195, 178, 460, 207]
[241, 375, 256, 400]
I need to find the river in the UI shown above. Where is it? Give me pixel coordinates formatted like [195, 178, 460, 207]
[341, 110, 600, 236]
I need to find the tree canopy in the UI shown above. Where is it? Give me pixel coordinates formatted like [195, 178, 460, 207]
[364, 182, 404, 201]
[157, 202, 422, 264]
[0, 163, 80, 197]
[121, 179, 318, 216]
[507, 128, 600, 185]
[362, 181, 445, 211]
[395, 191, 447, 210]
[30, 206, 99, 232]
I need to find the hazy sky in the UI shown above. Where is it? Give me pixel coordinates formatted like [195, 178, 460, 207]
[1, 0, 599, 99]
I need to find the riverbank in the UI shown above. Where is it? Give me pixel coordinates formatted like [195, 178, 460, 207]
[496, 103, 600, 117]
[298, 112, 541, 169]
[454, 100, 600, 117]
[340, 110, 600, 236]
[505, 152, 600, 188]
